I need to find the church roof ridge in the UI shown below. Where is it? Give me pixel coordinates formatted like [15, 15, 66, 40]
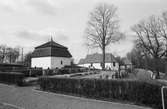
[35, 40, 67, 49]
[32, 40, 72, 58]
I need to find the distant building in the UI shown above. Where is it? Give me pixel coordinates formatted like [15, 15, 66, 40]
[122, 58, 132, 69]
[31, 39, 72, 69]
[78, 53, 119, 70]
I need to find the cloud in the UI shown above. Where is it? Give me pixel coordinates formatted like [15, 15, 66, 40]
[38, 28, 69, 42]
[0, 0, 17, 12]
[14, 28, 69, 42]
[14, 29, 48, 41]
[0, 27, 70, 55]
[54, 34, 69, 41]
[0, 0, 58, 15]
[11, 28, 69, 49]
[27, 0, 57, 15]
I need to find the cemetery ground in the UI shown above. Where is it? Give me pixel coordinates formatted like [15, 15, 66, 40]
[0, 67, 166, 109]
[0, 83, 152, 109]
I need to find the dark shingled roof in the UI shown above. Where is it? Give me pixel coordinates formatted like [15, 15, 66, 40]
[35, 40, 67, 49]
[32, 40, 72, 58]
[78, 53, 116, 64]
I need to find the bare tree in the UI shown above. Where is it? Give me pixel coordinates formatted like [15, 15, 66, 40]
[24, 52, 32, 67]
[85, 3, 121, 70]
[6, 47, 19, 63]
[163, 11, 167, 25]
[0, 45, 19, 63]
[132, 15, 167, 77]
[161, 12, 167, 57]
[0, 45, 7, 63]
[127, 43, 145, 68]
[127, 42, 166, 73]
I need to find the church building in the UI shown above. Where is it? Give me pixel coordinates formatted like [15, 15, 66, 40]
[78, 53, 119, 70]
[31, 39, 72, 69]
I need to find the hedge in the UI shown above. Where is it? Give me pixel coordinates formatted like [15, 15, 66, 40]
[0, 72, 25, 85]
[39, 77, 167, 109]
[29, 68, 43, 77]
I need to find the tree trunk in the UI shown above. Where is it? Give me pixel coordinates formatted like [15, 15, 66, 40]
[154, 57, 160, 78]
[102, 46, 105, 70]
[10, 55, 11, 64]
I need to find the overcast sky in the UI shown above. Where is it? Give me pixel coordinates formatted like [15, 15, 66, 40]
[0, 0, 167, 62]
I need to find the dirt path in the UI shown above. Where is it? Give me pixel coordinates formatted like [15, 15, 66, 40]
[0, 84, 151, 109]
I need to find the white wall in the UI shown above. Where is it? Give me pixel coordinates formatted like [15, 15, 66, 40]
[51, 57, 72, 69]
[105, 63, 119, 70]
[78, 62, 119, 70]
[31, 57, 72, 69]
[31, 57, 51, 69]
[93, 63, 101, 69]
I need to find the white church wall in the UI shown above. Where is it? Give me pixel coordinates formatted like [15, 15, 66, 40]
[84, 63, 91, 68]
[31, 57, 51, 69]
[77, 63, 91, 68]
[78, 64, 84, 67]
[105, 62, 119, 70]
[93, 63, 101, 69]
[31, 57, 72, 69]
[51, 57, 72, 69]
[78, 62, 119, 70]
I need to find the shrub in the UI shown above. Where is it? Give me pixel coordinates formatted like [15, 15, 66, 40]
[29, 68, 43, 77]
[0, 72, 25, 85]
[56, 67, 89, 75]
[58, 69, 70, 74]
[39, 77, 167, 109]
[126, 68, 132, 73]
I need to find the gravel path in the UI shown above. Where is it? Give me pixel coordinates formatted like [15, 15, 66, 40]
[0, 84, 151, 109]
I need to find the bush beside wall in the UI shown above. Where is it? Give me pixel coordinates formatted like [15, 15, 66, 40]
[39, 77, 167, 109]
[29, 68, 43, 77]
[0, 72, 25, 85]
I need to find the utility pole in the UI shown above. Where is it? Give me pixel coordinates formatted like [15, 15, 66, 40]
[9, 54, 11, 64]
[22, 48, 23, 64]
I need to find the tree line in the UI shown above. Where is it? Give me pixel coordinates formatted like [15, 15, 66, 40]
[127, 12, 167, 76]
[0, 45, 32, 66]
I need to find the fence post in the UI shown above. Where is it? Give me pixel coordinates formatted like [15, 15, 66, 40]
[161, 86, 167, 109]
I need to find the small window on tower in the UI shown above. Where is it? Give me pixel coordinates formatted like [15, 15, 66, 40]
[61, 60, 63, 65]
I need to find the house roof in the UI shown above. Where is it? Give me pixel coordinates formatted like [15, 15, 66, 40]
[32, 40, 72, 58]
[78, 53, 117, 64]
[122, 58, 132, 65]
[35, 40, 67, 49]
